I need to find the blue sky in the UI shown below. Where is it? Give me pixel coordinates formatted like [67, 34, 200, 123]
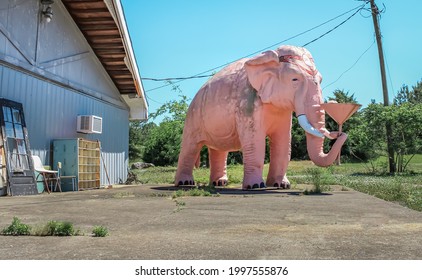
[121, 0, 422, 121]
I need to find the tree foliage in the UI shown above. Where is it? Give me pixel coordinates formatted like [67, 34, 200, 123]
[360, 102, 422, 172]
[140, 95, 189, 166]
[350, 81, 422, 172]
[394, 80, 422, 105]
[129, 121, 156, 160]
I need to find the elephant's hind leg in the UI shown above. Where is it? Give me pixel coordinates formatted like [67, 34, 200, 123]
[209, 148, 228, 186]
[175, 141, 202, 187]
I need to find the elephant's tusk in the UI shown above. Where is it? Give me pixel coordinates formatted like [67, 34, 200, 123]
[297, 115, 324, 138]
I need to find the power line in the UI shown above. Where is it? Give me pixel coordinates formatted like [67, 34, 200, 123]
[142, 74, 214, 82]
[145, 94, 164, 105]
[144, 2, 368, 92]
[322, 38, 376, 90]
[302, 6, 364, 47]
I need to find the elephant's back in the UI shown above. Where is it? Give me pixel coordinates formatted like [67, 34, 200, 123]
[186, 60, 247, 149]
[211, 58, 248, 80]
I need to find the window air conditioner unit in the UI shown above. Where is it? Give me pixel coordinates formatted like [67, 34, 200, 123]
[77, 115, 102, 134]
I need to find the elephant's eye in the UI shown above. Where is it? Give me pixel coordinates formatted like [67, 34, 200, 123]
[292, 78, 298, 81]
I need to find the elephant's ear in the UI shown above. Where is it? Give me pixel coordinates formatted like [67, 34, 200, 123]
[245, 50, 280, 103]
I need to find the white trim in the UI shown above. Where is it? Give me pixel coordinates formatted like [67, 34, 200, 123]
[105, 0, 149, 119]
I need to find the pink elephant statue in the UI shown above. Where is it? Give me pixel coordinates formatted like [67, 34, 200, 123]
[175, 45, 347, 190]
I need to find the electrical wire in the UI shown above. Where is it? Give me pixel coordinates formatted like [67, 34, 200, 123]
[143, 2, 369, 93]
[302, 6, 364, 47]
[322, 38, 375, 90]
[145, 94, 164, 105]
[142, 74, 214, 82]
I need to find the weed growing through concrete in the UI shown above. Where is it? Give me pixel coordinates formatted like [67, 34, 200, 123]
[303, 168, 332, 195]
[92, 226, 109, 237]
[1, 217, 31, 236]
[304, 168, 323, 194]
[171, 186, 221, 212]
[113, 191, 135, 199]
[2, 218, 112, 237]
[40, 221, 79, 236]
[172, 186, 219, 199]
[173, 199, 186, 212]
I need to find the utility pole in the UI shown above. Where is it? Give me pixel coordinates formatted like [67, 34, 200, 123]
[370, 0, 396, 173]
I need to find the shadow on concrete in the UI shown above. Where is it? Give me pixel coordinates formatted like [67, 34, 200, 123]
[150, 185, 333, 196]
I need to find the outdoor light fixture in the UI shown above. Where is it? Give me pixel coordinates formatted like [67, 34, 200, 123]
[41, 0, 54, 23]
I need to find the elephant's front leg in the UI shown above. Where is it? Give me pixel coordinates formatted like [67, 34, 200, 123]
[266, 113, 292, 189]
[239, 123, 266, 190]
[209, 148, 228, 186]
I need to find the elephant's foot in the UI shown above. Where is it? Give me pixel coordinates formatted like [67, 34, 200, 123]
[242, 168, 266, 190]
[242, 182, 266, 191]
[175, 174, 196, 187]
[267, 176, 291, 189]
[212, 179, 228, 187]
[273, 181, 291, 189]
[210, 174, 228, 187]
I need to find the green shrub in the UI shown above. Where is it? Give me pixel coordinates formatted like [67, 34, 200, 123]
[1, 217, 31, 236]
[92, 226, 108, 237]
[45, 221, 76, 236]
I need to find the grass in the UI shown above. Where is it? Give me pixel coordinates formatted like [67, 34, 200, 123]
[132, 155, 422, 211]
[133, 166, 178, 184]
[172, 187, 216, 199]
[339, 175, 422, 211]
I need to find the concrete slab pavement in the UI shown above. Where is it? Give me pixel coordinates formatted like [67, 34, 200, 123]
[0, 185, 421, 259]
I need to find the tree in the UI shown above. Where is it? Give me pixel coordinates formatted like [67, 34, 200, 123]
[390, 82, 422, 171]
[360, 101, 422, 173]
[129, 121, 156, 160]
[142, 120, 184, 166]
[141, 95, 190, 166]
[394, 80, 422, 105]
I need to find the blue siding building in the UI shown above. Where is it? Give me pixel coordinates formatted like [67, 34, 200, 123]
[0, 0, 148, 195]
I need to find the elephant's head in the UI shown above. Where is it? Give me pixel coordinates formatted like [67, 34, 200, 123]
[244, 45, 347, 167]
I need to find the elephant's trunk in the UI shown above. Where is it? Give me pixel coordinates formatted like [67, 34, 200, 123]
[300, 79, 348, 167]
[306, 132, 347, 167]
